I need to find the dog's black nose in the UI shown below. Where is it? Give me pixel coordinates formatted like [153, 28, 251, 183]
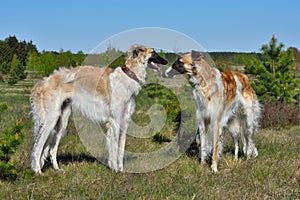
[149, 51, 168, 65]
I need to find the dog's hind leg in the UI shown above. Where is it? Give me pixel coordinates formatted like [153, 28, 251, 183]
[40, 136, 51, 169]
[240, 119, 247, 156]
[31, 116, 60, 174]
[228, 118, 240, 160]
[195, 127, 201, 160]
[31, 100, 62, 174]
[50, 100, 72, 171]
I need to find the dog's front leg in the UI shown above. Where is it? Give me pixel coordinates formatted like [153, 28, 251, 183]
[194, 90, 208, 164]
[118, 99, 135, 172]
[198, 122, 208, 164]
[117, 131, 126, 172]
[106, 118, 119, 171]
[211, 121, 222, 173]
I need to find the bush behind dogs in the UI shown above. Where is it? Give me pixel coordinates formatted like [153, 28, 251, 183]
[260, 100, 300, 129]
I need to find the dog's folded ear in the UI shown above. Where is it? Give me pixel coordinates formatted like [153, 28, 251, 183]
[133, 49, 139, 58]
[191, 50, 202, 62]
[132, 46, 145, 58]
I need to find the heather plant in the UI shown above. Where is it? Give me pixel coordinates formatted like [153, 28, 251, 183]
[260, 100, 300, 129]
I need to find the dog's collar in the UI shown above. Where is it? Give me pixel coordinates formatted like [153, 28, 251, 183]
[121, 65, 141, 84]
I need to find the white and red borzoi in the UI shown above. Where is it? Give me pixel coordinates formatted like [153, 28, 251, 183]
[30, 45, 167, 174]
[163, 51, 261, 173]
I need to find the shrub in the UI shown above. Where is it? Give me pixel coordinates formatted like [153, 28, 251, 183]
[152, 132, 171, 143]
[260, 100, 300, 129]
[0, 102, 24, 181]
[0, 102, 9, 112]
[145, 84, 181, 124]
[7, 69, 19, 85]
[0, 72, 4, 82]
[132, 83, 181, 143]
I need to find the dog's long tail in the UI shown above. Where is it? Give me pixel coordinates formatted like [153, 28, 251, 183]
[30, 81, 47, 141]
[253, 99, 262, 134]
[30, 68, 77, 139]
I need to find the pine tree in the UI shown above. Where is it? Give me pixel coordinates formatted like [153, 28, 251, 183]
[7, 54, 26, 85]
[0, 36, 38, 68]
[7, 68, 19, 85]
[245, 35, 299, 103]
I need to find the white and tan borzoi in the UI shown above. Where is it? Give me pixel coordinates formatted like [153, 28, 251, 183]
[30, 45, 168, 174]
[163, 51, 261, 173]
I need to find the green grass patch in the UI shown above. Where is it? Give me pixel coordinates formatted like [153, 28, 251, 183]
[0, 80, 299, 199]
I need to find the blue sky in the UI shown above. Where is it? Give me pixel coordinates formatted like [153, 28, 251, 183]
[0, 0, 299, 53]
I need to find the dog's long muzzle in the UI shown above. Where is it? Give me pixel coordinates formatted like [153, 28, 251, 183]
[148, 52, 168, 72]
[149, 51, 168, 65]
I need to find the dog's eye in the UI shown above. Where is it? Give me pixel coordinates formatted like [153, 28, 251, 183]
[136, 47, 145, 52]
[133, 48, 145, 58]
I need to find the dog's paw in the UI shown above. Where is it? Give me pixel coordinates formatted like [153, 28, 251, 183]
[253, 148, 258, 158]
[211, 164, 218, 174]
[56, 168, 65, 173]
[118, 167, 125, 173]
[35, 170, 43, 175]
[32, 167, 43, 175]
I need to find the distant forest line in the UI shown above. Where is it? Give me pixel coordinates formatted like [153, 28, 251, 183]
[1, 35, 300, 78]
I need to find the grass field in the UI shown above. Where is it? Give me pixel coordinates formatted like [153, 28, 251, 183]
[0, 79, 299, 199]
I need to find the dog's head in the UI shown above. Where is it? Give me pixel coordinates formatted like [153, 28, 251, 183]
[162, 50, 205, 78]
[127, 45, 168, 72]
